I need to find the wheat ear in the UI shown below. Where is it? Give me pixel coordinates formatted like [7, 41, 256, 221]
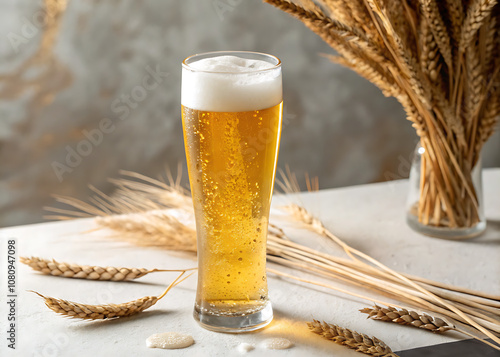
[444, 0, 464, 47]
[31, 271, 192, 320]
[361, 305, 500, 350]
[308, 320, 398, 356]
[419, 0, 454, 71]
[262, 0, 394, 77]
[20, 256, 195, 281]
[460, 0, 498, 51]
[360, 305, 453, 333]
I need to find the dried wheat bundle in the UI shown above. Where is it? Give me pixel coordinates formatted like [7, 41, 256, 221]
[20, 256, 195, 281]
[308, 320, 398, 356]
[31, 271, 192, 320]
[264, 0, 500, 230]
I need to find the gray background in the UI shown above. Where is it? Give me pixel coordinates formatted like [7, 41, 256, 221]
[1, 0, 499, 227]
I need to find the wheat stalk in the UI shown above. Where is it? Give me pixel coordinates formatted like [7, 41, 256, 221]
[308, 320, 398, 356]
[264, 0, 500, 233]
[31, 271, 192, 320]
[20, 256, 195, 281]
[361, 305, 453, 333]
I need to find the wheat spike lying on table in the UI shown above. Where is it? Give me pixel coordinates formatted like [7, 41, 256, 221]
[33, 292, 160, 320]
[20, 256, 195, 281]
[360, 305, 453, 333]
[308, 320, 398, 357]
[361, 305, 500, 351]
[22, 256, 148, 281]
[31, 271, 192, 320]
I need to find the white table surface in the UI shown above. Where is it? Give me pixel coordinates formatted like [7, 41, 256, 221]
[1, 169, 499, 357]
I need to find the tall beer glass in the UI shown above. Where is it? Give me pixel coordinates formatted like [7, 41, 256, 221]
[181, 51, 282, 332]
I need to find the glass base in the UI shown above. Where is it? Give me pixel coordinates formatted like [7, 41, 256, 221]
[193, 301, 273, 333]
[406, 213, 486, 240]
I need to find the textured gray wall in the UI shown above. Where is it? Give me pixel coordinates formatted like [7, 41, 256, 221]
[1, 0, 499, 227]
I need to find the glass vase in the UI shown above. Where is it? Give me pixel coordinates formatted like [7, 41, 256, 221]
[406, 142, 486, 239]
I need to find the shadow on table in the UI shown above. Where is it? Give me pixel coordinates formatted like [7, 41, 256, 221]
[397, 338, 500, 357]
[70, 309, 174, 331]
[462, 220, 500, 245]
[487, 219, 500, 229]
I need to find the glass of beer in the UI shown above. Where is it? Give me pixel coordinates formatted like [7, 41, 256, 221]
[181, 51, 282, 332]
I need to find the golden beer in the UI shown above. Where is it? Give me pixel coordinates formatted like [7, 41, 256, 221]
[182, 104, 282, 308]
[182, 51, 282, 331]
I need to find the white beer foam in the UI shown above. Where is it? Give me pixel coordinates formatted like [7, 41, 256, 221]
[182, 55, 282, 112]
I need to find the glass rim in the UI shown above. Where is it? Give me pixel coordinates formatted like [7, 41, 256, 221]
[182, 50, 281, 74]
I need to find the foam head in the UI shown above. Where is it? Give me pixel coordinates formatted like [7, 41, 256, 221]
[182, 54, 282, 112]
